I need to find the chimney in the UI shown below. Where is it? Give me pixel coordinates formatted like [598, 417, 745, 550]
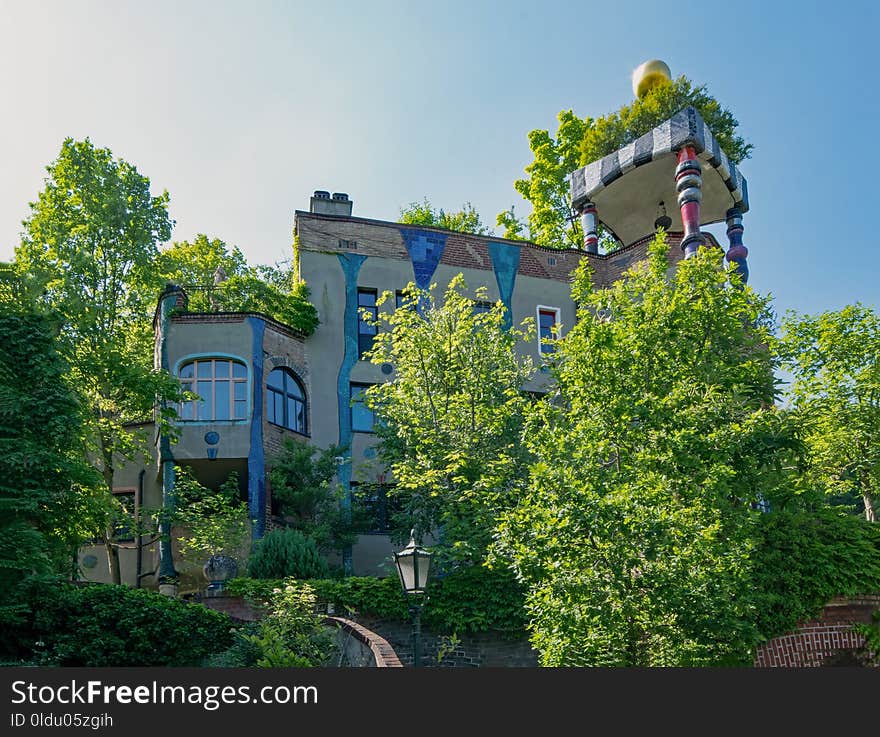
[310, 190, 353, 217]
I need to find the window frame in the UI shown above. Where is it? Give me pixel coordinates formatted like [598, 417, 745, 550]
[536, 305, 561, 355]
[266, 367, 309, 435]
[350, 382, 376, 433]
[357, 287, 378, 359]
[176, 356, 249, 423]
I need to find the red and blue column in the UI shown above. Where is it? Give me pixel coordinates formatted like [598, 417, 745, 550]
[725, 206, 749, 284]
[675, 146, 705, 258]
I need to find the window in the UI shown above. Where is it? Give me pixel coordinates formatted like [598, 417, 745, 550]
[113, 490, 136, 543]
[351, 482, 399, 534]
[267, 368, 308, 434]
[350, 383, 375, 433]
[179, 358, 247, 421]
[537, 307, 560, 354]
[472, 300, 494, 315]
[358, 288, 378, 359]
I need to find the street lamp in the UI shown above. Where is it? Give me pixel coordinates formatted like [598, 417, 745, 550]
[393, 529, 432, 667]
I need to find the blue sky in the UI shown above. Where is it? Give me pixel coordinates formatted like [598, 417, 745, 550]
[1, 0, 876, 318]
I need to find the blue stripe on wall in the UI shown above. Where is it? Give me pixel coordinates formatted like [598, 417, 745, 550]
[247, 317, 266, 538]
[488, 241, 521, 329]
[336, 253, 368, 531]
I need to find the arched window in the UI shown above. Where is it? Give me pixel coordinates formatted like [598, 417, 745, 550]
[267, 368, 307, 434]
[178, 358, 248, 421]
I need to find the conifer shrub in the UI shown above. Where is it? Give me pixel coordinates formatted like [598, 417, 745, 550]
[247, 528, 329, 580]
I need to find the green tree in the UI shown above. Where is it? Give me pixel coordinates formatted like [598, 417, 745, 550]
[495, 235, 798, 665]
[399, 198, 489, 235]
[157, 235, 319, 335]
[364, 276, 535, 565]
[174, 469, 250, 564]
[780, 304, 880, 522]
[267, 438, 357, 554]
[505, 77, 751, 250]
[15, 137, 181, 584]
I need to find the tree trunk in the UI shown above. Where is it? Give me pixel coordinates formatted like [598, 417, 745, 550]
[101, 442, 122, 585]
[864, 492, 876, 523]
[105, 537, 121, 585]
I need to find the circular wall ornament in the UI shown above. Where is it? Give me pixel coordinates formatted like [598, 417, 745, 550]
[380, 363, 394, 375]
[204, 431, 220, 445]
[82, 554, 98, 569]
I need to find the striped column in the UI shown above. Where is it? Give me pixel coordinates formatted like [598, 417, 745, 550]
[675, 146, 705, 258]
[725, 207, 749, 284]
[579, 201, 599, 254]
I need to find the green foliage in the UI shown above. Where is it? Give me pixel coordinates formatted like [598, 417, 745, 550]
[750, 507, 880, 642]
[497, 234, 798, 666]
[506, 76, 751, 250]
[15, 137, 181, 584]
[2, 579, 233, 666]
[248, 528, 329, 580]
[267, 438, 358, 552]
[237, 579, 334, 667]
[227, 566, 527, 635]
[399, 198, 489, 235]
[580, 76, 752, 167]
[157, 235, 319, 336]
[0, 301, 100, 623]
[364, 276, 535, 564]
[779, 304, 880, 521]
[174, 468, 250, 562]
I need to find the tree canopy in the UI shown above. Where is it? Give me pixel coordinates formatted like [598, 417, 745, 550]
[501, 76, 751, 250]
[399, 199, 489, 235]
[494, 235, 798, 665]
[780, 304, 880, 522]
[364, 276, 535, 565]
[15, 137, 181, 584]
[157, 235, 319, 336]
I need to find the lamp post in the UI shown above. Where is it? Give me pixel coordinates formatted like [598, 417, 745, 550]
[393, 530, 432, 667]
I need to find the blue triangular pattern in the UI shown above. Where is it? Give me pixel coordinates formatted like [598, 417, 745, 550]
[399, 228, 448, 290]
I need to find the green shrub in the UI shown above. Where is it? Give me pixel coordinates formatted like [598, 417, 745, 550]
[248, 528, 329, 580]
[751, 507, 880, 642]
[2, 579, 234, 666]
[227, 565, 527, 635]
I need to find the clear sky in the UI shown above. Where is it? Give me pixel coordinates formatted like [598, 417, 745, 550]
[0, 0, 876, 318]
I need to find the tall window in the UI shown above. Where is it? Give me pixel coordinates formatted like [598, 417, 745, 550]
[537, 307, 560, 355]
[179, 358, 247, 421]
[350, 383, 375, 433]
[267, 368, 308, 434]
[358, 288, 378, 359]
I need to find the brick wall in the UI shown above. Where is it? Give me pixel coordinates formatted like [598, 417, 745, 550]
[755, 596, 880, 667]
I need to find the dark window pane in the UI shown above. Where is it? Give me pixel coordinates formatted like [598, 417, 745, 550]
[197, 381, 212, 419]
[232, 362, 247, 378]
[234, 382, 247, 400]
[215, 381, 230, 420]
[274, 393, 284, 425]
[197, 361, 212, 378]
[234, 400, 247, 420]
[358, 290, 376, 307]
[351, 385, 374, 432]
[295, 403, 305, 433]
[215, 361, 229, 378]
[267, 368, 284, 391]
[179, 363, 194, 378]
[180, 402, 194, 420]
[288, 377, 304, 399]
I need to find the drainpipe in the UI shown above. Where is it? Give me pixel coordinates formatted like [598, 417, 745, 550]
[135, 469, 145, 588]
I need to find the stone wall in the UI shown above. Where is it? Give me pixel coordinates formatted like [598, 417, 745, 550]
[354, 616, 539, 668]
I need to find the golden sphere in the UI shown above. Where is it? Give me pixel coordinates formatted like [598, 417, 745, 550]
[631, 59, 671, 98]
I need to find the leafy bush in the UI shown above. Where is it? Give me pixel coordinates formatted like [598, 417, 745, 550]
[248, 528, 329, 580]
[227, 565, 527, 635]
[208, 580, 333, 667]
[2, 579, 233, 666]
[751, 507, 880, 642]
